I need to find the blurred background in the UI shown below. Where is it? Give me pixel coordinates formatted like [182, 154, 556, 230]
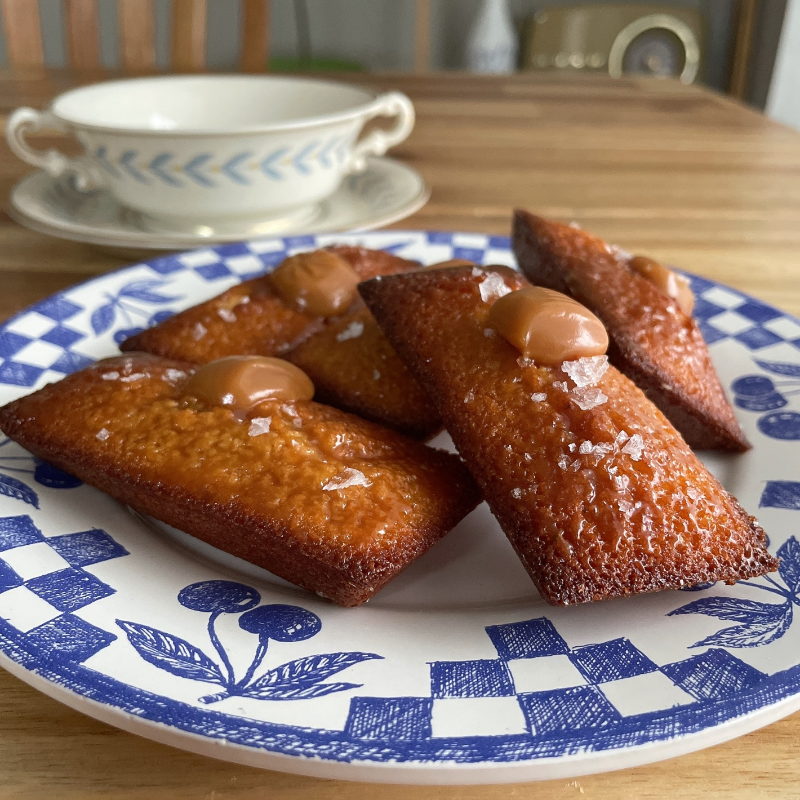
[0, 0, 796, 125]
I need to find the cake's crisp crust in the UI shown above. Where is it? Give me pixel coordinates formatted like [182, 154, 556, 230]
[285, 308, 441, 440]
[360, 265, 777, 606]
[0, 353, 479, 606]
[119, 245, 419, 363]
[120, 245, 440, 437]
[512, 211, 749, 451]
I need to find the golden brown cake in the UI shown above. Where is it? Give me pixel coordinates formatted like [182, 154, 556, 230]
[512, 210, 749, 451]
[120, 245, 442, 437]
[285, 308, 441, 440]
[360, 264, 777, 605]
[119, 245, 419, 363]
[0, 353, 480, 607]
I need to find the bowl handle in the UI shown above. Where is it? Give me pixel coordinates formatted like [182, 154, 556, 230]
[347, 92, 415, 173]
[6, 108, 105, 191]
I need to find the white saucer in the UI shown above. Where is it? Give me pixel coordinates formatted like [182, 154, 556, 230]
[7, 156, 429, 252]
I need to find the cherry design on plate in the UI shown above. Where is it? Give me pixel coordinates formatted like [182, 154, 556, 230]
[116, 580, 381, 704]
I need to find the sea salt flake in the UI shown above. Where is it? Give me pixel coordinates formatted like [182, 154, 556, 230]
[248, 417, 271, 436]
[568, 442, 577, 452]
[101, 371, 119, 380]
[687, 487, 700, 501]
[579, 440, 594, 454]
[530, 392, 547, 402]
[217, 308, 236, 323]
[323, 467, 372, 491]
[373, 370, 381, 380]
[511, 488, 523, 499]
[553, 381, 568, 392]
[162, 369, 187, 383]
[471, 267, 484, 277]
[615, 430, 630, 446]
[614, 474, 630, 491]
[569, 458, 582, 472]
[558, 455, 570, 470]
[120, 372, 147, 383]
[517, 356, 536, 369]
[524, 453, 532, 461]
[622, 433, 644, 460]
[561, 356, 609, 387]
[96, 428, 110, 441]
[479, 273, 512, 303]
[336, 320, 364, 342]
[221, 393, 235, 406]
[571, 387, 608, 410]
[618, 500, 635, 515]
[464, 390, 475, 403]
[191, 322, 207, 341]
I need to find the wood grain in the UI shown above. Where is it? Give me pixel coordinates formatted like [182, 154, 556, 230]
[172, 0, 207, 72]
[239, 0, 270, 73]
[65, 0, 100, 71]
[1, 70, 800, 798]
[117, 0, 156, 72]
[0, 0, 44, 69]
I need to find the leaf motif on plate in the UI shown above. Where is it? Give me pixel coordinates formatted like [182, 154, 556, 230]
[116, 620, 225, 685]
[688, 605, 793, 648]
[90, 302, 116, 335]
[118, 280, 180, 304]
[669, 596, 788, 623]
[0, 474, 38, 508]
[242, 681, 362, 701]
[777, 536, 800, 594]
[754, 359, 800, 378]
[249, 651, 382, 691]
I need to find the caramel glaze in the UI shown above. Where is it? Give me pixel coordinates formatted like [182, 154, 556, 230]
[184, 356, 314, 411]
[0, 354, 480, 607]
[270, 250, 361, 317]
[512, 210, 750, 451]
[360, 264, 776, 606]
[487, 286, 608, 365]
[629, 255, 695, 316]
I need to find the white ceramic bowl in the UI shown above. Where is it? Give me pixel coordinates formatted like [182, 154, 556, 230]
[6, 75, 415, 233]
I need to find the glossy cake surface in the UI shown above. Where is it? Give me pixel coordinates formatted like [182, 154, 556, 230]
[0, 353, 479, 606]
[513, 211, 749, 451]
[286, 308, 441, 440]
[361, 265, 777, 605]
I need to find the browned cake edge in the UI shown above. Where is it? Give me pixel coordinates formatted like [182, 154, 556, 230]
[512, 209, 751, 452]
[359, 267, 777, 605]
[0, 380, 477, 608]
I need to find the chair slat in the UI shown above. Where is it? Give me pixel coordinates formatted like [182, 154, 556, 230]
[65, 0, 100, 70]
[118, 0, 156, 71]
[172, 0, 206, 72]
[240, 0, 270, 73]
[1, 0, 44, 68]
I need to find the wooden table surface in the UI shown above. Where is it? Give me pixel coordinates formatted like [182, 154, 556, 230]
[1, 70, 800, 799]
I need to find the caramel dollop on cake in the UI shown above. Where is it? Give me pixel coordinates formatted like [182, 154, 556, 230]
[0, 354, 480, 607]
[270, 250, 360, 317]
[487, 286, 608, 365]
[629, 255, 695, 316]
[513, 210, 749, 451]
[360, 263, 776, 606]
[184, 356, 314, 410]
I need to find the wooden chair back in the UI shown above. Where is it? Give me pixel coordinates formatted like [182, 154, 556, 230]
[0, 0, 271, 72]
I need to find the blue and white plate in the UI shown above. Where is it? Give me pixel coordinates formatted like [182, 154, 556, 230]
[0, 230, 799, 785]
